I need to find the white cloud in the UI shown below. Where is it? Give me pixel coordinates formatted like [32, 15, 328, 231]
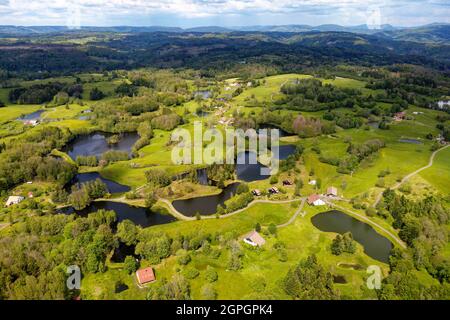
[0, 0, 448, 26]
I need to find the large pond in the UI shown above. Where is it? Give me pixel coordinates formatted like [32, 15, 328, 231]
[59, 201, 176, 228]
[67, 172, 131, 194]
[172, 182, 240, 216]
[311, 210, 393, 263]
[236, 151, 271, 182]
[65, 132, 139, 159]
[18, 109, 45, 121]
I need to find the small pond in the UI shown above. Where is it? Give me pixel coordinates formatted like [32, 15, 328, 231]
[65, 132, 139, 159]
[17, 109, 45, 121]
[333, 275, 347, 284]
[399, 138, 423, 144]
[59, 201, 176, 228]
[67, 172, 131, 194]
[111, 242, 137, 263]
[172, 182, 240, 216]
[311, 210, 393, 263]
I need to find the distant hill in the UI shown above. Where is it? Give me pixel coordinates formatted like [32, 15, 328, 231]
[375, 23, 450, 44]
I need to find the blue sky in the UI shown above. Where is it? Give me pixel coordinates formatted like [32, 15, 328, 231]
[0, 0, 448, 27]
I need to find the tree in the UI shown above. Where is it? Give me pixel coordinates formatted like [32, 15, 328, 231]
[124, 256, 139, 274]
[0, 100, 5, 108]
[268, 223, 277, 235]
[117, 220, 139, 246]
[283, 255, 339, 300]
[204, 266, 218, 283]
[255, 222, 261, 232]
[90, 87, 105, 100]
[147, 274, 191, 300]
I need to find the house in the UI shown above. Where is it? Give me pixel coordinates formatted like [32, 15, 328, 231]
[5, 196, 25, 207]
[252, 189, 262, 196]
[136, 267, 155, 286]
[308, 180, 317, 186]
[268, 187, 279, 194]
[243, 230, 266, 247]
[307, 194, 326, 206]
[393, 112, 406, 121]
[24, 120, 39, 126]
[28, 192, 34, 198]
[326, 187, 338, 197]
[283, 180, 293, 186]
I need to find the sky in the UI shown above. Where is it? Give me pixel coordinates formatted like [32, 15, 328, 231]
[0, 0, 449, 28]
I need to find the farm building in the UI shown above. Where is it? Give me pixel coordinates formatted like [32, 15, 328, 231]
[308, 180, 317, 186]
[268, 187, 279, 194]
[393, 112, 406, 121]
[136, 267, 156, 286]
[243, 231, 266, 247]
[252, 189, 262, 196]
[307, 194, 325, 206]
[5, 196, 25, 207]
[326, 187, 338, 197]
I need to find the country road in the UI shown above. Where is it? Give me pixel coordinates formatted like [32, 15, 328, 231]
[373, 144, 449, 207]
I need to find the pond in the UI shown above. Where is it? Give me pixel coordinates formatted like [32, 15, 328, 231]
[176, 168, 211, 186]
[311, 210, 393, 263]
[271, 144, 297, 160]
[66, 172, 131, 194]
[65, 132, 139, 159]
[111, 242, 137, 263]
[236, 151, 271, 182]
[59, 201, 176, 228]
[399, 138, 423, 144]
[333, 275, 347, 284]
[258, 124, 292, 137]
[17, 109, 45, 121]
[172, 182, 240, 216]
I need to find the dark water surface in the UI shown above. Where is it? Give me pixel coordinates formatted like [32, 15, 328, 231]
[172, 182, 240, 216]
[59, 201, 176, 228]
[236, 151, 270, 182]
[18, 109, 45, 121]
[67, 172, 131, 193]
[311, 210, 393, 263]
[65, 132, 139, 159]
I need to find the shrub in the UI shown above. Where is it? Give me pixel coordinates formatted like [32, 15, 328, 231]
[183, 267, 200, 279]
[204, 266, 218, 283]
[124, 256, 139, 274]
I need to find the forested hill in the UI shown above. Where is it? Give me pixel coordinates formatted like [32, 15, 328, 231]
[0, 28, 449, 78]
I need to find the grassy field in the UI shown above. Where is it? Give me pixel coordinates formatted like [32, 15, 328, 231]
[81, 203, 393, 300]
[419, 146, 450, 193]
[0, 105, 42, 123]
